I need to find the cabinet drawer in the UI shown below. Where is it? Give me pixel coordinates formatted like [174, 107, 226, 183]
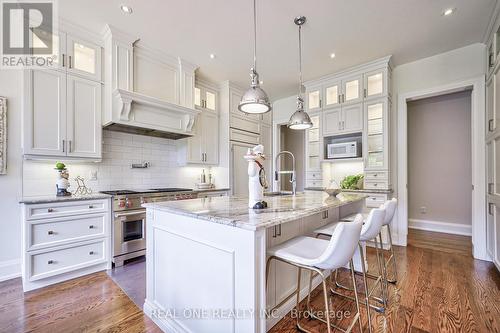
[306, 180, 323, 188]
[230, 114, 260, 134]
[365, 194, 387, 208]
[364, 180, 389, 190]
[26, 200, 108, 220]
[28, 240, 106, 281]
[29, 214, 106, 250]
[306, 172, 323, 180]
[230, 128, 260, 145]
[365, 171, 389, 181]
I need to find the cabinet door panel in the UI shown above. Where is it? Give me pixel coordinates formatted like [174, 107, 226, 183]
[323, 108, 342, 135]
[342, 103, 363, 133]
[487, 77, 496, 133]
[306, 87, 322, 112]
[486, 202, 495, 258]
[31, 29, 66, 71]
[364, 69, 386, 99]
[231, 142, 254, 196]
[66, 76, 101, 158]
[187, 116, 204, 163]
[342, 75, 362, 104]
[324, 82, 340, 108]
[364, 99, 388, 170]
[495, 137, 500, 196]
[25, 70, 67, 156]
[202, 112, 219, 164]
[67, 35, 102, 81]
[261, 124, 272, 186]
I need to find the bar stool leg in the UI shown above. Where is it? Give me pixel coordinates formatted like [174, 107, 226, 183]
[321, 273, 332, 333]
[374, 235, 388, 307]
[386, 225, 398, 284]
[358, 243, 372, 333]
[295, 267, 303, 330]
[349, 260, 363, 333]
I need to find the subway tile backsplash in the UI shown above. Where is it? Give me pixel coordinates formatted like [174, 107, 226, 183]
[22, 130, 219, 197]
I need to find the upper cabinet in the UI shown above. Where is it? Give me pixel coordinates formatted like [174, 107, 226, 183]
[323, 81, 341, 109]
[195, 84, 218, 112]
[364, 98, 388, 171]
[32, 29, 102, 82]
[24, 28, 103, 160]
[364, 68, 387, 100]
[341, 74, 363, 105]
[306, 85, 322, 112]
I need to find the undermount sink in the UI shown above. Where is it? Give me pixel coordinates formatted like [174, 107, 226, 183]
[264, 191, 299, 197]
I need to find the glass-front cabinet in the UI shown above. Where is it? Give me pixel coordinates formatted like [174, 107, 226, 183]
[306, 115, 321, 172]
[306, 85, 322, 112]
[195, 85, 217, 112]
[364, 69, 387, 100]
[67, 36, 101, 82]
[323, 81, 341, 109]
[364, 98, 388, 170]
[341, 75, 363, 105]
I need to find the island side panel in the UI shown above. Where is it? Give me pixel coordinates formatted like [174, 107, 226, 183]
[144, 208, 267, 333]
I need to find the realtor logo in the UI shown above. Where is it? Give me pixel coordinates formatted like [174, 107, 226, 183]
[1, 0, 57, 69]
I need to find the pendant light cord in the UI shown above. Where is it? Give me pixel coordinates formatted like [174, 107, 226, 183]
[298, 24, 303, 98]
[253, 0, 257, 71]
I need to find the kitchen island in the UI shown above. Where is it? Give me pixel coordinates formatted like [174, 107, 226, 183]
[143, 191, 366, 333]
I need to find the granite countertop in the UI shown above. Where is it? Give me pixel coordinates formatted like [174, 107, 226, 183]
[304, 187, 393, 194]
[20, 193, 112, 204]
[193, 188, 230, 193]
[143, 191, 366, 231]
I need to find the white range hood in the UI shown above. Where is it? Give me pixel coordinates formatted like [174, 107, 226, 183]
[102, 25, 200, 140]
[108, 89, 200, 139]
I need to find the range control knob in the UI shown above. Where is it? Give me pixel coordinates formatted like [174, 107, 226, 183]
[125, 198, 131, 208]
[118, 200, 126, 208]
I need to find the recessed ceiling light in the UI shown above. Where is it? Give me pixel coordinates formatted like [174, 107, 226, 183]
[209, 53, 216, 59]
[120, 5, 133, 14]
[330, 53, 336, 59]
[443, 8, 455, 16]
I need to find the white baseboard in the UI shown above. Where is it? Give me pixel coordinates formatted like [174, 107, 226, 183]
[408, 218, 472, 236]
[0, 258, 21, 282]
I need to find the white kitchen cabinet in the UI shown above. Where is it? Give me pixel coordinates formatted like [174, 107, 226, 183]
[323, 81, 341, 109]
[341, 74, 363, 105]
[306, 85, 323, 112]
[24, 70, 67, 157]
[66, 35, 102, 82]
[261, 123, 273, 185]
[488, 74, 497, 134]
[195, 85, 218, 112]
[24, 70, 102, 159]
[323, 104, 362, 136]
[364, 98, 389, 171]
[486, 201, 495, 260]
[22, 198, 111, 291]
[305, 114, 322, 178]
[183, 111, 219, 165]
[363, 68, 387, 100]
[66, 76, 102, 158]
[231, 142, 255, 197]
[31, 29, 66, 72]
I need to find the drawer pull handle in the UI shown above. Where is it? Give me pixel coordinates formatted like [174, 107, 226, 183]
[89, 225, 95, 229]
[373, 174, 378, 177]
[88, 205, 94, 209]
[48, 260, 55, 264]
[89, 251, 95, 255]
[371, 198, 377, 200]
[47, 208, 54, 213]
[373, 183, 378, 187]
[47, 230, 55, 235]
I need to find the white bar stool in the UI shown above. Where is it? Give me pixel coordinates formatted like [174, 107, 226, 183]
[314, 208, 387, 333]
[339, 198, 399, 284]
[266, 216, 364, 333]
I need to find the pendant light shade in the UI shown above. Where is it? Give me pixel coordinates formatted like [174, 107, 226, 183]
[238, 0, 271, 114]
[288, 96, 312, 130]
[288, 16, 313, 130]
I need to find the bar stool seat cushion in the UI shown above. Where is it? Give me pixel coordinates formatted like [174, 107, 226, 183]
[268, 236, 330, 267]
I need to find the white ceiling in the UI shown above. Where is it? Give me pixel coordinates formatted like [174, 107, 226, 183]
[60, 0, 496, 99]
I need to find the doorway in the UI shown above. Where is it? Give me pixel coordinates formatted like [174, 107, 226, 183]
[397, 77, 487, 260]
[407, 91, 472, 245]
[278, 125, 305, 192]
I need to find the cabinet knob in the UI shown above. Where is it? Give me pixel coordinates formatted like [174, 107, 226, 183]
[89, 225, 95, 229]
[374, 183, 378, 187]
[47, 230, 55, 235]
[47, 260, 54, 264]
[88, 205, 94, 209]
[47, 208, 54, 213]
[89, 251, 95, 255]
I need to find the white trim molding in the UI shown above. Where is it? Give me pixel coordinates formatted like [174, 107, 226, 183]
[0, 258, 21, 282]
[409, 219, 472, 236]
[397, 76, 487, 261]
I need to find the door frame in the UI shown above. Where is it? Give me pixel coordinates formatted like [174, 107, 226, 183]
[397, 75, 487, 260]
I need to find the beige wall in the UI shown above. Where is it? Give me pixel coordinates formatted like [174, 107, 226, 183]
[407, 91, 472, 225]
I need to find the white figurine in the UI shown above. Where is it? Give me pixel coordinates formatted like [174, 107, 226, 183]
[244, 144, 268, 209]
[56, 169, 71, 196]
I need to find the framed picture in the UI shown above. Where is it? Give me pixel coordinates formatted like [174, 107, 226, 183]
[0, 97, 6, 175]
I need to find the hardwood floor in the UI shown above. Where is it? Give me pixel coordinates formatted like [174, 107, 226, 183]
[0, 229, 498, 333]
[269, 229, 500, 333]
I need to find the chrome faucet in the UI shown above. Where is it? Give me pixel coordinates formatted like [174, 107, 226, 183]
[274, 151, 297, 195]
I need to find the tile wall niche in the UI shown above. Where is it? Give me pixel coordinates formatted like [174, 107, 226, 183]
[22, 130, 222, 197]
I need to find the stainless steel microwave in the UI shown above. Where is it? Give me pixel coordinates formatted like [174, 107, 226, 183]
[327, 141, 359, 159]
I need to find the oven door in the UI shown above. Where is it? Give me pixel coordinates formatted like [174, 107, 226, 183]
[113, 210, 146, 257]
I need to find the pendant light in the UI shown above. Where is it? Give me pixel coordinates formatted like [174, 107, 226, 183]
[288, 16, 313, 130]
[238, 0, 271, 114]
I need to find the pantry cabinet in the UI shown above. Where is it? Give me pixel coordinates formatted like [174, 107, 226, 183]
[24, 70, 102, 159]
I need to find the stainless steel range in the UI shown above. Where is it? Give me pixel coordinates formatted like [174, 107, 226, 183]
[100, 188, 196, 266]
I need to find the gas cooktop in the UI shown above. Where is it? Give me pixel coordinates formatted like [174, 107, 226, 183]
[100, 188, 192, 196]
